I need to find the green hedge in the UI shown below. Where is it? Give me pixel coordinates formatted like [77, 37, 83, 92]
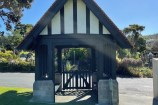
[0, 62, 35, 73]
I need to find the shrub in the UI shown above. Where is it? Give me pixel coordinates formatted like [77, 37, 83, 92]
[121, 58, 143, 67]
[117, 49, 131, 59]
[117, 64, 134, 77]
[117, 58, 152, 78]
[0, 61, 35, 73]
[65, 61, 73, 71]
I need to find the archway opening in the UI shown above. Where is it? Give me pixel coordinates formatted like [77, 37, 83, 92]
[54, 47, 98, 103]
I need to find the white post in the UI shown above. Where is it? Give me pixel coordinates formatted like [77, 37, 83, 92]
[153, 58, 158, 99]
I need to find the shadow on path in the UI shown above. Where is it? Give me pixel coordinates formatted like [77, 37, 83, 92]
[56, 90, 97, 105]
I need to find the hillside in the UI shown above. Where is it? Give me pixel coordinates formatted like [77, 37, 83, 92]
[144, 33, 158, 39]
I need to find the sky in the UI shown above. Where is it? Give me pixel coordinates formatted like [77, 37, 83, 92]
[1, 0, 158, 35]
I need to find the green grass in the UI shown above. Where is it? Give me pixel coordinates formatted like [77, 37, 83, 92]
[0, 87, 95, 105]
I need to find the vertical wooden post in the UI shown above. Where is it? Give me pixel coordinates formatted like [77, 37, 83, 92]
[47, 44, 53, 80]
[57, 48, 62, 74]
[96, 45, 104, 80]
[47, 44, 55, 103]
[104, 43, 110, 79]
[111, 43, 117, 79]
[91, 48, 96, 72]
[35, 47, 40, 81]
[104, 42, 117, 79]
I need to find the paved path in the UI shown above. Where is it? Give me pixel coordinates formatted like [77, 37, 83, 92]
[0, 73, 154, 105]
[117, 78, 153, 105]
[0, 73, 34, 88]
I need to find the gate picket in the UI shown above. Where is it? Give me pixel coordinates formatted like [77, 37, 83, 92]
[62, 70, 92, 90]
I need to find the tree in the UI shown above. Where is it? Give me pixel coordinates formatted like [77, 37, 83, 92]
[152, 40, 158, 51]
[1, 34, 23, 50]
[0, 0, 33, 31]
[0, 23, 33, 50]
[137, 37, 146, 53]
[15, 23, 33, 36]
[123, 24, 145, 53]
[64, 48, 89, 62]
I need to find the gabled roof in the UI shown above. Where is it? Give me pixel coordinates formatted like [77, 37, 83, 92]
[17, 0, 132, 50]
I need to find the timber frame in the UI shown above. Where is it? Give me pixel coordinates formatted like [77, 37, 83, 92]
[17, 0, 132, 50]
[17, 0, 132, 103]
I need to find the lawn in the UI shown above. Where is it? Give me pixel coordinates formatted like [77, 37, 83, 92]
[0, 87, 95, 105]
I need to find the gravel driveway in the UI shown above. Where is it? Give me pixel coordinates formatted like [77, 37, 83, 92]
[0, 73, 154, 105]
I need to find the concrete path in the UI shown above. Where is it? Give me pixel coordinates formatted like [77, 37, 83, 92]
[0, 73, 34, 88]
[0, 73, 154, 105]
[118, 78, 153, 105]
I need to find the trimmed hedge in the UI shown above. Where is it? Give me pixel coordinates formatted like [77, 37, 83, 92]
[0, 62, 35, 73]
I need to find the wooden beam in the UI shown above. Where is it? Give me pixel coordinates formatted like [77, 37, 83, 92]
[96, 46, 104, 80]
[60, 7, 64, 34]
[99, 22, 103, 35]
[48, 23, 52, 35]
[73, 0, 77, 34]
[35, 47, 40, 81]
[111, 44, 117, 79]
[47, 44, 53, 80]
[91, 48, 96, 72]
[57, 48, 62, 73]
[86, 6, 90, 34]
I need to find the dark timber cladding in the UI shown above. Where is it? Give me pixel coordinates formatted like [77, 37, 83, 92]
[60, 7, 64, 34]
[86, 6, 90, 34]
[99, 22, 103, 35]
[48, 23, 51, 35]
[73, 0, 77, 34]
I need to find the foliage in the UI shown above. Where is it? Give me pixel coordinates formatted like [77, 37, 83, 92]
[64, 48, 89, 62]
[0, 0, 33, 31]
[0, 50, 17, 60]
[0, 50, 35, 72]
[0, 32, 23, 50]
[116, 51, 121, 63]
[123, 24, 145, 53]
[152, 40, 158, 51]
[65, 61, 74, 71]
[14, 23, 33, 36]
[117, 58, 152, 78]
[117, 49, 131, 59]
[117, 66, 152, 78]
[131, 52, 141, 59]
[137, 37, 146, 53]
[0, 61, 35, 72]
[0, 23, 33, 50]
[121, 58, 143, 67]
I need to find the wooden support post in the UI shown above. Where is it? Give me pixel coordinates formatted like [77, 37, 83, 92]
[47, 44, 53, 80]
[103, 43, 110, 79]
[57, 48, 62, 74]
[104, 42, 117, 79]
[96, 45, 104, 80]
[35, 47, 40, 81]
[111, 44, 117, 79]
[31, 44, 55, 103]
[91, 48, 96, 72]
